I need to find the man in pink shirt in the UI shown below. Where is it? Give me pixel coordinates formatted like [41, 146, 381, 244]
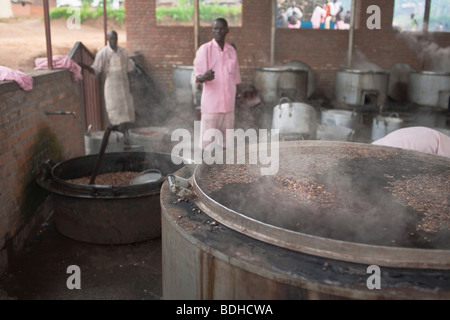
[194, 18, 242, 149]
[372, 126, 450, 157]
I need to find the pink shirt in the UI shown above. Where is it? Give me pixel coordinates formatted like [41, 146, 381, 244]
[372, 126, 450, 157]
[311, 6, 327, 29]
[194, 39, 241, 114]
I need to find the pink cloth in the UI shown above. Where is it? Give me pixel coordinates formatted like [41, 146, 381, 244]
[34, 55, 83, 81]
[311, 6, 327, 29]
[194, 39, 241, 114]
[372, 126, 450, 157]
[0, 66, 33, 91]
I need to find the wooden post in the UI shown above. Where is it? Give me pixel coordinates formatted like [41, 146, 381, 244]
[43, 0, 53, 69]
[270, 0, 276, 66]
[104, 0, 108, 45]
[194, 0, 200, 52]
[347, 0, 357, 68]
[423, 0, 431, 34]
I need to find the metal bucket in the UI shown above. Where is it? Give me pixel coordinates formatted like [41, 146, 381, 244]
[36, 152, 185, 244]
[371, 113, 404, 141]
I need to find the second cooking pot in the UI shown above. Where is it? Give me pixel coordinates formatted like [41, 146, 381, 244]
[272, 98, 317, 140]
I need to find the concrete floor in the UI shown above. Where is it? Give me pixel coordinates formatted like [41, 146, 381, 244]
[0, 219, 163, 300]
[0, 100, 448, 300]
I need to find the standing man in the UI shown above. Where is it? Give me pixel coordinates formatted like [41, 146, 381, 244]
[83, 30, 135, 143]
[194, 18, 241, 149]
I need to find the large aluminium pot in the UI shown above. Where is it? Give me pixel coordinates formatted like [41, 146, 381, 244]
[254, 66, 308, 105]
[37, 152, 185, 244]
[162, 141, 450, 299]
[272, 98, 317, 139]
[409, 71, 450, 109]
[335, 68, 389, 107]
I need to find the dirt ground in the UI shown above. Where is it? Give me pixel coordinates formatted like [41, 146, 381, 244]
[0, 17, 126, 72]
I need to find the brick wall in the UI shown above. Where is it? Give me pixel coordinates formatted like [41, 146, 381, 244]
[126, 0, 450, 100]
[0, 70, 85, 273]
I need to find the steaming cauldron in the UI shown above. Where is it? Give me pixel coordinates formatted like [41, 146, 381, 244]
[37, 152, 184, 244]
[335, 69, 389, 108]
[161, 141, 450, 299]
[409, 71, 450, 109]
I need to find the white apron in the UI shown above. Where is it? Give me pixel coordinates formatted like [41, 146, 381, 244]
[104, 54, 135, 125]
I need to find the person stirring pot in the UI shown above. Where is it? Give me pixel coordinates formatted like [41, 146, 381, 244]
[81, 30, 135, 144]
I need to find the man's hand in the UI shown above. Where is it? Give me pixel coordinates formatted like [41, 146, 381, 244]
[197, 69, 215, 83]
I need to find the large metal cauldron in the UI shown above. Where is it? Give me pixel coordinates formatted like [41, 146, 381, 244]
[335, 69, 389, 107]
[161, 141, 450, 299]
[37, 152, 184, 244]
[408, 71, 450, 109]
[254, 66, 308, 104]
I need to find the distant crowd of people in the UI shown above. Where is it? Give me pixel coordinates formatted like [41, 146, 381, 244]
[276, 0, 350, 30]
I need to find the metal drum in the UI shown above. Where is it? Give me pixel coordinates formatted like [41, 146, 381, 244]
[335, 69, 389, 108]
[162, 141, 450, 299]
[254, 66, 308, 105]
[37, 152, 184, 244]
[409, 71, 450, 109]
